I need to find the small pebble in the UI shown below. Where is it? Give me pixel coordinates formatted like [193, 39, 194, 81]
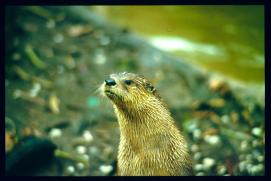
[29, 83, 41, 97]
[76, 145, 87, 154]
[240, 140, 248, 151]
[13, 89, 22, 99]
[217, 165, 227, 175]
[54, 33, 64, 43]
[76, 162, 85, 170]
[194, 164, 204, 171]
[187, 122, 197, 133]
[239, 161, 247, 172]
[83, 130, 93, 142]
[256, 164, 264, 172]
[100, 36, 110, 46]
[99, 165, 113, 174]
[46, 19, 55, 29]
[208, 78, 221, 91]
[193, 152, 202, 161]
[82, 154, 90, 161]
[66, 165, 75, 174]
[94, 52, 106, 65]
[203, 158, 215, 169]
[256, 155, 264, 162]
[204, 135, 220, 145]
[196, 172, 205, 176]
[193, 129, 201, 140]
[251, 127, 262, 136]
[249, 165, 260, 175]
[103, 146, 113, 156]
[221, 115, 230, 124]
[57, 65, 65, 74]
[191, 144, 199, 152]
[89, 146, 99, 155]
[252, 150, 261, 158]
[252, 140, 260, 147]
[49, 128, 62, 138]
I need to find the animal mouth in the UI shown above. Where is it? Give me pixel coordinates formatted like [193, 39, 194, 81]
[105, 90, 116, 97]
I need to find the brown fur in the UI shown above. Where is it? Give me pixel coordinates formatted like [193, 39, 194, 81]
[100, 72, 193, 176]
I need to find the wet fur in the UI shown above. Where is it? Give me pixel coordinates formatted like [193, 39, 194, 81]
[100, 72, 193, 176]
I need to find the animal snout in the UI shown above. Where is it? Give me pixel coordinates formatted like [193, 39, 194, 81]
[105, 78, 116, 86]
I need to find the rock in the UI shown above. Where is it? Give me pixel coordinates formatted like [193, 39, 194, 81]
[202, 157, 216, 169]
[99, 164, 113, 174]
[251, 127, 262, 137]
[66, 165, 75, 174]
[49, 128, 62, 138]
[82, 130, 93, 142]
[76, 145, 87, 154]
[204, 135, 220, 145]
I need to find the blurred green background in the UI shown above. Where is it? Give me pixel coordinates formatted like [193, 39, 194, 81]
[92, 5, 264, 84]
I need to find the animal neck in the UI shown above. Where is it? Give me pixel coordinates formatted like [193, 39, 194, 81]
[113, 98, 174, 138]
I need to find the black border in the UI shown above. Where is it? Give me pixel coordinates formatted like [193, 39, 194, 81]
[2, 0, 270, 180]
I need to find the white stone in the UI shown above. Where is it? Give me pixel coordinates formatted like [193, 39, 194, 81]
[49, 128, 62, 138]
[193, 152, 202, 160]
[196, 172, 205, 176]
[251, 127, 262, 136]
[100, 36, 110, 46]
[191, 144, 199, 152]
[204, 135, 220, 145]
[239, 161, 247, 172]
[194, 164, 204, 171]
[217, 165, 227, 175]
[193, 129, 201, 140]
[76, 145, 87, 154]
[89, 146, 99, 155]
[46, 19, 55, 29]
[82, 154, 90, 161]
[83, 130, 93, 142]
[221, 115, 230, 124]
[99, 165, 113, 174]
[54, 34, 64, 43]
[67, 165, 75, 174]
[76, 162, 85, 170]
[249, 165, 263, 175]
[203, 158, 216, 169]
[240, 140, 248, 151]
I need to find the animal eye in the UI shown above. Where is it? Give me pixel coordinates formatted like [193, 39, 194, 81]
[124, 80, 133, 85]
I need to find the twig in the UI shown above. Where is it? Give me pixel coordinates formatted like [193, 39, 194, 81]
[54, 149, 89, 166]
[25, 44, 47, 69]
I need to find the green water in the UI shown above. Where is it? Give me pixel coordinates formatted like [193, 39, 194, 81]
[92, 5, 264, 84]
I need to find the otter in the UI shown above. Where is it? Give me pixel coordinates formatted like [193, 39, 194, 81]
[100, 72, 193, 176]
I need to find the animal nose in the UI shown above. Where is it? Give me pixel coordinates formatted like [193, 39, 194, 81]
[105, 78, 116, 86]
